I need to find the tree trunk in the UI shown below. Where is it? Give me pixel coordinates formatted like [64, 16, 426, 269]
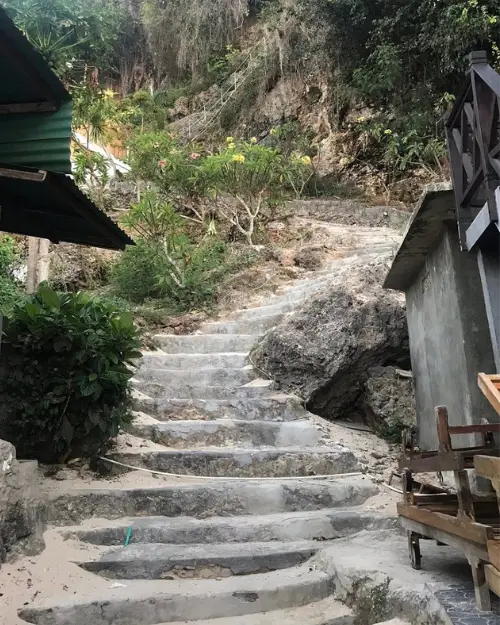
[26, 237, 51, 294]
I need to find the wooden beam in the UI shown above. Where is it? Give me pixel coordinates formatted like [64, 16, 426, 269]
[0, 167, 46, 182]
[485, 563, 500, 599]
[488, 539, 500, 570]
[478, 373, 500, 414]
[397, 502, 494, 545]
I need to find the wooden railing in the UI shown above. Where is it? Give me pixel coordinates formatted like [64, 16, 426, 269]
[446, 51, 500, 252]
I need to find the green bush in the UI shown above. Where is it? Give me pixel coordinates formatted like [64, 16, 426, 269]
[0, 286, 141, 463]
[111, 238, 230, 313]
[0, 235, 22, 312]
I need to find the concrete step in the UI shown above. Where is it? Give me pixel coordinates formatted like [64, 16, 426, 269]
[228, 299, 306, 321]
[128, 419, 322, 449]
[76, 540, 319, 579]
[200, 313, 289, 335]
[46, 478, 378, 525]
[153, 334, 258, 354]
[132, 394, 307, 422]
[140, 352, 249, 370]
[133, 367, 258, 388]
[132, 378, 275, 400]
[62, 508, 397, 546]
[156, 597, 354, 625]
[18, 564, 334, 625]
[103, 446, 358, 478]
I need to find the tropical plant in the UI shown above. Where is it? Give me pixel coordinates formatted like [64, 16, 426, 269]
[0, 236, 22, 313]
[0, 286, 141, 463]
[200, 138, 312, 244]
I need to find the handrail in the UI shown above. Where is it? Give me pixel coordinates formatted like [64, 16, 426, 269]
[446, 51, 500, 251]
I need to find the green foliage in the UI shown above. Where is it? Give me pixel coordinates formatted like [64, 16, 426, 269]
[3, 0, 127, 79]
[124, 88, 190, 131]
[0, 236, 22, 312]
[127, 133, 313, 243]
[0, 287, 141, 463]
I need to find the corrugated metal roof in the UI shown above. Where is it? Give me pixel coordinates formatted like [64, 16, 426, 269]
[0, 100, 72, 173]
[0, 6, 70, 112]
[0, 165, 133, 250]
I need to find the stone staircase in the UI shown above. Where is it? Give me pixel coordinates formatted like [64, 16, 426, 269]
[19, 232, 400, 625]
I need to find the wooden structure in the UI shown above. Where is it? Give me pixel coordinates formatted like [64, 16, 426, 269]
[398, 383, 500, 611]
[446, 51, 500, 371]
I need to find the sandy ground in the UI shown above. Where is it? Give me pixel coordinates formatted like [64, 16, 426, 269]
[0, 531, 103, 625]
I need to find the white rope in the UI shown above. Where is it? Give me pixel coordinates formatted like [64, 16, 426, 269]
[98, 456, 363, 482]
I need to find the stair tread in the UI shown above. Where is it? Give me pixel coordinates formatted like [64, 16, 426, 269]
[155, 596, 353, 625]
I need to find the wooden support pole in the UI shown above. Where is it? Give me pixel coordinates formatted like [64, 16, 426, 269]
[468, 556, 492, 612]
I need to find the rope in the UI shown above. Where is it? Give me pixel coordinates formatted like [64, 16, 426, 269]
[98, 456, 363, 482]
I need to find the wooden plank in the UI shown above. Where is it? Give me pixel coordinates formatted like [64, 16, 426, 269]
[488, 539, 500, 569]
[397, 502, 494, 545]
[474, 455, 500, 483]
[469, 556, 492, 611]
[399, 516, 489, 561]
[485, 563, 500, 598]
[448, 424, 500, 435]
[478, 373, 500, 414]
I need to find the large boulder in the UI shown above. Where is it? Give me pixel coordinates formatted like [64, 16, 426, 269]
[252, 255, 410, 420]
[362, 366, 416, 438]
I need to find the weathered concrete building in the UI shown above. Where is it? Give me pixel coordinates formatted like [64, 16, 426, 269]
[384, 183, 498, 451]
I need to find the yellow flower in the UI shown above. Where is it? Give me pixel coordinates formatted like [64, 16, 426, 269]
[384, 129, 392, 135]
[226, 136, 235, 143]
[103, 88, 115, 100]
[270, 128, 278, 136]
[357, 116, 366, 123]
[227, 142, 236, 150]
[301, 155, 312, 165]
[232, 154, 245, 163]
[250, 137, 257, 144]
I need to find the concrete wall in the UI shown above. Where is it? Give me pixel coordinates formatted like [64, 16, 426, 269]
[406, 225, 497, 451]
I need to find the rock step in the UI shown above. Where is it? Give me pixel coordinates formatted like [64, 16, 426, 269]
[76, 540, 320, 580]
[133, 367, 257, 387]
[200, 313, 289, 335]
[128, 419, 322, 449]
[132, 394, 307, 422]
[140, 352, 249, 370]
[157, 596, 354, 625]
[103, 446, 358, 478]
[228, 299, 307, 321]
[18, 565, 334, 625]
[62, 508, 396, 546]
[153, 334, 258, 354]
[45, 478, 378, 525]
[132, 379, 275, 400]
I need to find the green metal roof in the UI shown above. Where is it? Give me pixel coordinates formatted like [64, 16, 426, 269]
[0, 6, 72, 173]
[0, 166, 133, 250]
[0, 6, 70, 112]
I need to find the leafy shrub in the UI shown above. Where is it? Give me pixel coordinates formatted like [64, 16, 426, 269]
[0, 286, 141, 464]
[0, 235, 22, 312]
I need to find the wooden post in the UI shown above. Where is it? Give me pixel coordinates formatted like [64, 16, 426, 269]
[454, 469, 475, 520]
[26, 237, 50, 294]
[436, 405, 452, 452]
[467, 556, 492, 611]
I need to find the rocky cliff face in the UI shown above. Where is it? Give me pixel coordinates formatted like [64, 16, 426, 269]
[252, 255, 411, 423]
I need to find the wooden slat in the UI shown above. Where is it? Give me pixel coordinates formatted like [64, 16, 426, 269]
[474, 455, 500, 483]
[397, 502, 494, 545]
[485, 563, 500, 598]
[488, 539, 500, 569]
[478, 373, 500, 414]
[448, 423, 500, 435]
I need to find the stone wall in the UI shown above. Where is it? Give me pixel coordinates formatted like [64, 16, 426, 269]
[0, 439, 45, 566]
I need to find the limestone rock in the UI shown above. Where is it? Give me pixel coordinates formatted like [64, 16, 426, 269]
[252, 256, 409, 420]
[0, 439, 45, 565]
[362, 366, 416, 437]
